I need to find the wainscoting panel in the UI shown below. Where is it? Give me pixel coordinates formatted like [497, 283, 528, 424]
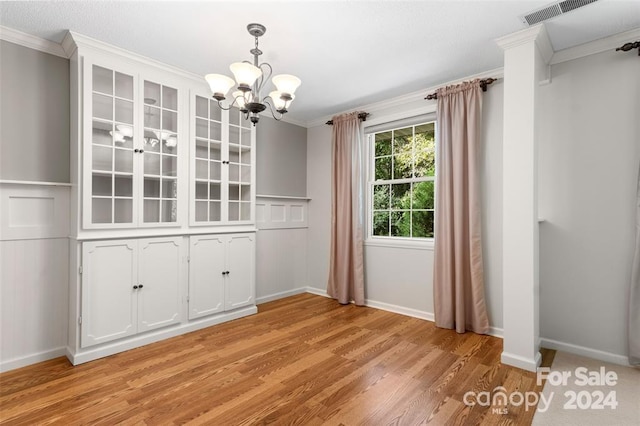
[0, 183, 70, 240]
[256, 196, 308, 230]
[255, 196, 309, 303]
[255, 228, 308, 304]
[0, 238, 69, 371]
[0, 182, 70, 371]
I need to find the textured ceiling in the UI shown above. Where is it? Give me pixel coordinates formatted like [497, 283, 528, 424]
[1, 0, 639, 125]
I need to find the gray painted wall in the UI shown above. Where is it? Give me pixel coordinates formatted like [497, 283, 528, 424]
[256, 116, 307, 197]
[0, 41, 70, 182]
[538, 49, 640, 358]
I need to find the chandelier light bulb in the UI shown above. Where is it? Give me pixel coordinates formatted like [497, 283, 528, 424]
[269, 91, 294, 111]
[205, 74, 235, 99]
[233, 91, 247, 110]
[272, 74, 301, 96]
[230, 62, 262, 89]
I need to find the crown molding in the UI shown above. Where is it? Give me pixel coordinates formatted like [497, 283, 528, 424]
[495, 23, 547, 51]
[0, 26, 67, 58]
[535, 24, 554, 65]
[495, 23, 554, 64]
[64, 31, 206, 84]
[305, 67, 504, 128]
[550, 26, 640, 65]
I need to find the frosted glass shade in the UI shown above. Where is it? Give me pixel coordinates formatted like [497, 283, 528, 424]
[153, 130, 172, 140]
[230, 63, 262, 87]
[269, 91, 294, 111]
[272, 74, 301, 95]
[109, 130, 125, 144]
[116, 124, 133, 137]
[232, 91, 247, 109]
[205, 74, 235, 97]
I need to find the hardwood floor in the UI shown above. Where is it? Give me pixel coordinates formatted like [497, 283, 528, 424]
[0, 294, 554, 425]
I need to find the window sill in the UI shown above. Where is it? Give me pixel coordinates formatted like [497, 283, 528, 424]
[365, 238, 434, 251]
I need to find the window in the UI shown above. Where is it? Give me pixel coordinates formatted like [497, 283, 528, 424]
[369, 120, 436, 240]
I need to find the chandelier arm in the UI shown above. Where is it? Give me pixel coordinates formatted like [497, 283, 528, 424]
[257, 62, 273, 93]
[217, 94, 243, 111]
[216, 99, 233, 111]
[263, 99, 284, 121]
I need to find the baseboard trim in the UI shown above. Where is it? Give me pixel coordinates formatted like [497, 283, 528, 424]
[256, 288, 308, 305]
[303, 287, 503, 338]
[363, 299, 435, 322]
[67, 306, 257, 365]
[501, 350, 542, 372]
[305, 287, 330, 298]
[540, 338, 630, 367]
[0, 347, 67, 373]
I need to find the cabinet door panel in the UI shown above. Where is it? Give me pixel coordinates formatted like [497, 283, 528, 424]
[188, 236, 225, 319]
[81, 240, 137, 347]
[225, 234, 255, 310]
[83, 60, 138, 229]
[138, 237, 182, 332]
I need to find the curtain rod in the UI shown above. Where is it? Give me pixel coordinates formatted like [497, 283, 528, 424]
[616, 41, 640, 56]
[326, 112, 370, 125]
[424, 78, 498, 100]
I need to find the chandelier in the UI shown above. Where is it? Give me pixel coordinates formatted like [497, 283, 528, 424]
[205, 23, 301, 126]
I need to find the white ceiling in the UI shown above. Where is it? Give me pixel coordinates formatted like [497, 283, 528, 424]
[1, 0, 639, 125]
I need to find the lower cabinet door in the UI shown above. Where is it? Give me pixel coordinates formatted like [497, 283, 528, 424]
[81, 240, 138, 348]
[225, 234, 255, 311]
[188, 235, 225, 319]
[137, 237, 182, 332]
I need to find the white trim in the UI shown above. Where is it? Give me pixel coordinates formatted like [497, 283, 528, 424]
[364, 239, 434, 251]
[276, 115, 307, 128]
[256, 287, 308, 305]
[363, 105, 437, 129]
[65, 31, 205, 84]
[535, 24, 554, 64]
[0, 180, 73, 187]
[551, 26, 640, 65]
[540, 338, 631, 367]
[305, 287, 329, 298]
[496, 23, 548, 51]
[302, 288, 503, 338]
[501, 351, 542, 372]
[306, 68, 504, 128]
[364, 299, 434, 322]
[257, 194, 311, 201]
[0, 25, 67, 58]
[489, 327, 504, 339]
[67, 306, 257, 365]
[73, 226, 257, 242]
[0, 347, 67, 373]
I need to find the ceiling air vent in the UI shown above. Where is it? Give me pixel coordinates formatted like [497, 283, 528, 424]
[520, 0, 599, 26]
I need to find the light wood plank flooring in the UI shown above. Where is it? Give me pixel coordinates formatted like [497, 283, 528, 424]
[0, 293, 553, 425]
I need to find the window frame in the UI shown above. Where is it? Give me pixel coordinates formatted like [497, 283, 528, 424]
[365, 117, 437, 249]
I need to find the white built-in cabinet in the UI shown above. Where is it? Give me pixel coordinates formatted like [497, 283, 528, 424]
[81, 237, 182, 347]
[83, 58, 186, 229]
[65, 32, 257, 366]
[191, 96, 255, 226]
[189, 233, 255, 319]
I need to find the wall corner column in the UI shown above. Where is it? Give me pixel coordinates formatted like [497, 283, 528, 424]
[495, 24, 553, 372]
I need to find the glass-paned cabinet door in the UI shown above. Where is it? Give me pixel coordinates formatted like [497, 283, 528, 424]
[142, 80, 179, 224]
[193, 95, 224, 224]
[228, 107, 253, 222]
[88, 64, 136, 226]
